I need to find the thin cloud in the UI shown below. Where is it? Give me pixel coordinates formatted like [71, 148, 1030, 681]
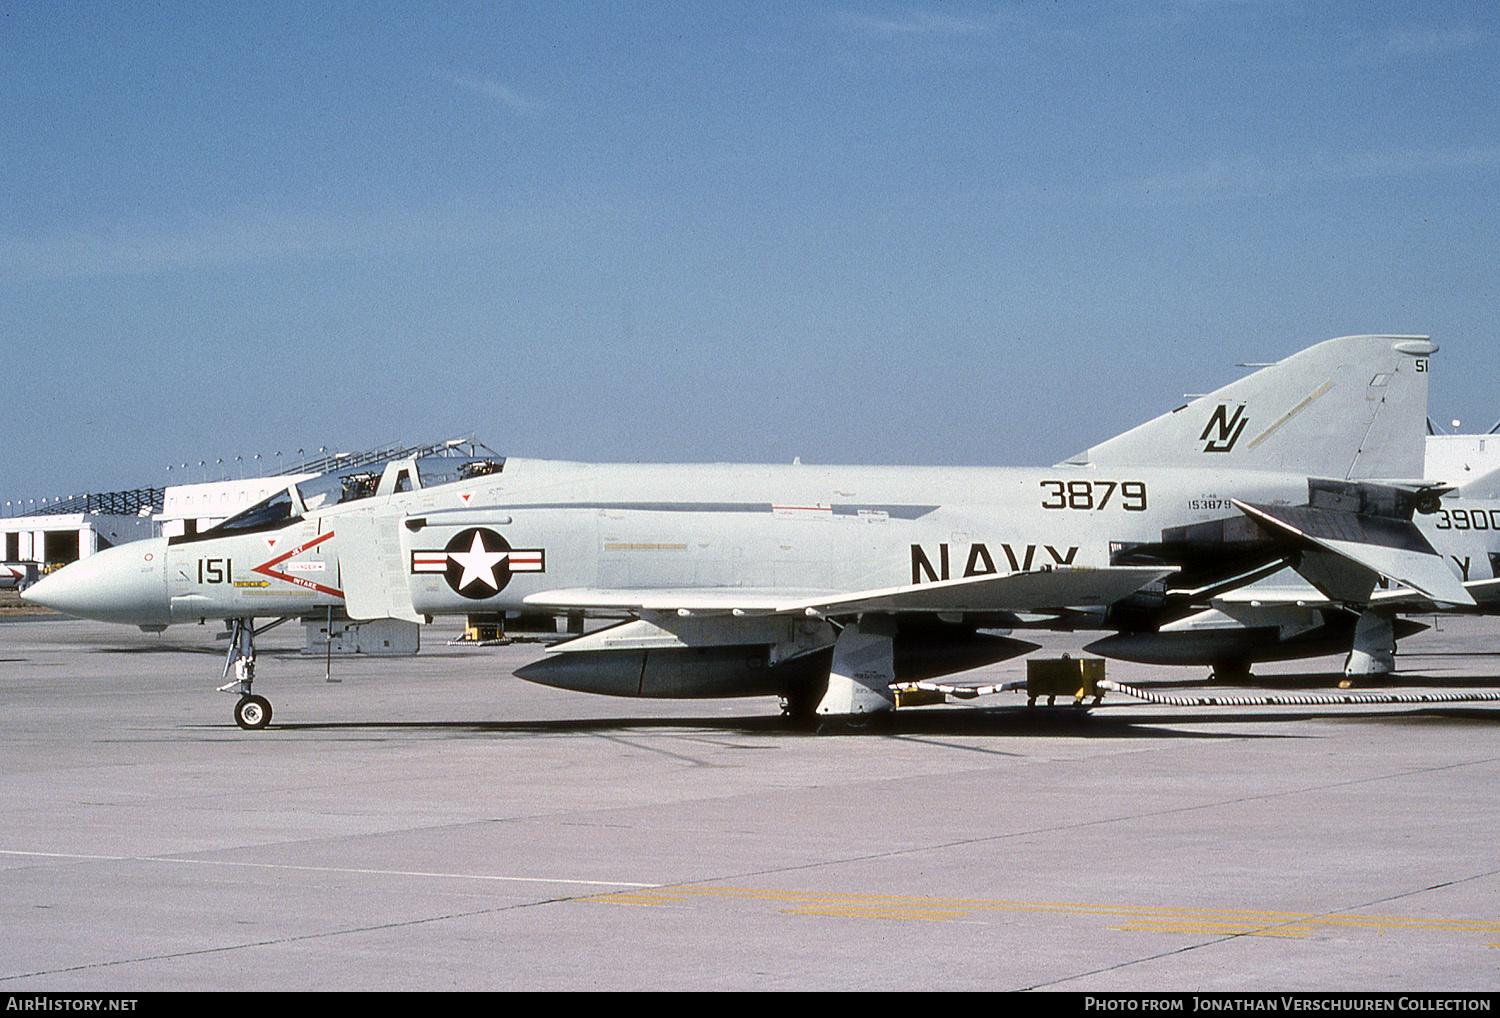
[0, 187, 651, 281]
[833, 9, 990, 40]
[1111, 145, 1500, 205]
[0, 211, 360, 279]
[1384, 26, 1482, 58]
[0, 200, 523, 280]
[440, 72, 545, 116]
[1343, 24, 1485, 66]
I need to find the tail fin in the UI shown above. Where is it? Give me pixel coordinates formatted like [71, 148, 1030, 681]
[1060, 335, 1434, 479]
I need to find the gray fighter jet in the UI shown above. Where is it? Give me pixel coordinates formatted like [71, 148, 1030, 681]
[27, 334, 1467, 728]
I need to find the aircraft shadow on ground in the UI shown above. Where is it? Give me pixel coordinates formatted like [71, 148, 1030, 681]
[93, 644, 229, 657]
[248, 674, 1500, 739]
[254, 708, 1313, 741]
[259, 703, 1498, 739]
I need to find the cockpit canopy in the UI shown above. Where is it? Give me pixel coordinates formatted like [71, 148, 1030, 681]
[172, 453, 504, 544]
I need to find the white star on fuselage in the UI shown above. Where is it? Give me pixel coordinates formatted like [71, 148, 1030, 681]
[450, 532, 508, 592]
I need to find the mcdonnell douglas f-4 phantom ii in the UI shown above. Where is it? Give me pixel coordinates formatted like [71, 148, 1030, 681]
[26, 334, 1476, 729]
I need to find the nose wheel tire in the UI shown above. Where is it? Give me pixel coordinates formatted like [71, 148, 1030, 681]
[234, 695, 273, 730]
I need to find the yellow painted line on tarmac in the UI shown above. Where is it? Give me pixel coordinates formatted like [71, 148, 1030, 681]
[581, 886, 1500, 942]
[592, 891, 693, 906]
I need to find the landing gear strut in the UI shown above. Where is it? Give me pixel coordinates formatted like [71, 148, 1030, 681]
[1342, 609, 1396, 684]
[218, 618, 289, 730]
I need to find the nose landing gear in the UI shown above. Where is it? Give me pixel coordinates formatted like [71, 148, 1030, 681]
[217, 618, 289, 730]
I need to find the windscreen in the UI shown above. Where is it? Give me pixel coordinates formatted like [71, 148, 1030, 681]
[184, 486, 298, 543]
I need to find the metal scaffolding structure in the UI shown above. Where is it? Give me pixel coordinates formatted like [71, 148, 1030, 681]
[14, 488, 164, 518]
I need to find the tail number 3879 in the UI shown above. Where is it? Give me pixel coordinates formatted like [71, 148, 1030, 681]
[1039, 480, 1147, 512]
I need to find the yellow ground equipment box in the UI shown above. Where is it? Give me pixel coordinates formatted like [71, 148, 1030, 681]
[1025, 656, 1105, 705]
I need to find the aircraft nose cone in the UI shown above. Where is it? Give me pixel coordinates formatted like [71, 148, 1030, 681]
[22, 538, 170, 628]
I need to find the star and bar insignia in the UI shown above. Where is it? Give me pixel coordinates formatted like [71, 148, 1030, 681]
[411, 527, 545, 599]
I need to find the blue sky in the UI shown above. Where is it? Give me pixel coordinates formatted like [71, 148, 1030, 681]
[3, 2, 1498, 504]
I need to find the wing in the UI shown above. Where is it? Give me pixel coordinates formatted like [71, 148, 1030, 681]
[520, 565, 1174, 618]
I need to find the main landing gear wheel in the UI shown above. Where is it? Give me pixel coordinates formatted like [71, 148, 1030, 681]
[234, 695, 273, 730]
